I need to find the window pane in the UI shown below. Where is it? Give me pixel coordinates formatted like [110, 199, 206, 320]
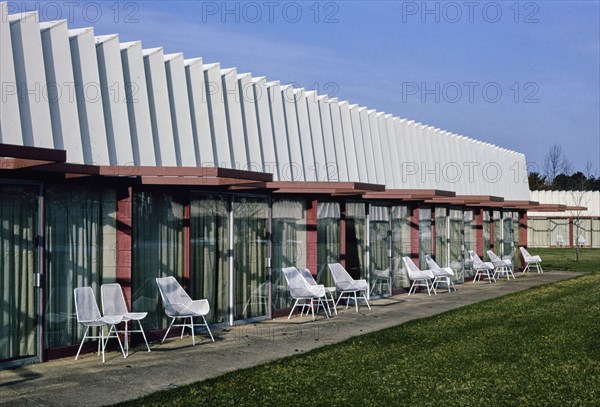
[190, 195, 229, 324]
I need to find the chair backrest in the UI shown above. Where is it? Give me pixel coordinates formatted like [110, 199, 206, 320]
[298, 268, 318, 286]
[101, 283, 128, 316]
[156, 276, 192, 307]
[468, 250, 486, 268]
[486, 250, 500, 262]
[74, 287, 102, 323]
[281, 267, 311, 297]
[519, 246, 531, 259]
[328, 263, 354, 284]
[402, 256, 433, 279]
[425, 255, 441, 270]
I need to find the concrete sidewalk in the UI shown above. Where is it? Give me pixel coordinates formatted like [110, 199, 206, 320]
[0, 271, 580, 406]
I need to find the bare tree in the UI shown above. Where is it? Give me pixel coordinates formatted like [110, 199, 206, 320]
[569, 176, 590, 262]
[543, 144, 572, 183]
[584, 161, 596, 179]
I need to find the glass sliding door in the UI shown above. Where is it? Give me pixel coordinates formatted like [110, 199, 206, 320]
[512, 212, 521, 269]
[502, 212, 514, 261]
[233, 197, 269, 321]
[449, 209, 464, 281]
[190, 194, 230, 325]
[419, 208, 432, 269]
[369, 205, 390, 297]
[493, 210, 502, 260]
[44, 186, 117, 350]
[434, 208, 448, 267]
[345, 203, 366, 281]
[0, 185, 39, 363]
[483, 210, 492, 255]
[132, 191, 184, 331]
[463, 210, 477, 279]
[272, 199, 307, 311]
[391, 205, 411, 290]
[317, 202, 341, 286]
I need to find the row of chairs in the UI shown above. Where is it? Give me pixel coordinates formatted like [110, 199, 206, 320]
[76, 248, 544, 361]
[281, 263, 373, 321]
[401, 247, 544, 295]
[74, 277, 215, 363]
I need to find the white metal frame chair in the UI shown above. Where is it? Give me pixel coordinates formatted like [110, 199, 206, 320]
[468, 251, 496, 283]
[556, 235, 565, 247]
[155, 276, 215, 346]
[282, 267, 330, 321]
[519, 246, 543, 273]
[328, 263, 371, 312]
[74, 287, 125, 363]
[101, 283, 151, 356]
[425, 255, 456, 292]
[486, 250, 515, 280]
[402, 257, 436, 296]
[297, 268, 337, 316]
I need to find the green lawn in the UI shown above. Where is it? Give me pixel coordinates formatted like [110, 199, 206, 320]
[527, 247, 600, 273]
[119, 269, 600, 406]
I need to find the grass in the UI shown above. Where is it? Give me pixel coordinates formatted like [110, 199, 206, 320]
[118, 266, 600, 406]
[527, 247, 600, 273]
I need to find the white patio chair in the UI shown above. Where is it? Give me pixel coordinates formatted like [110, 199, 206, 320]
[486, 250, 515, 280]
[519, 247, 543, 273]
[281, 267, 329, 321]
[402, 257, 436, 296]
[577, 235, 587, 247]
[468, 251, 496, 283]
[425, 255, 456, 292]
[74, 287, 125, 363]
[155, 276, 214, 346]
[556, 235, 565, 247]
[328, 263, 371, 312]
[101, 283, 151, 356]
[298, 268, 337, 316]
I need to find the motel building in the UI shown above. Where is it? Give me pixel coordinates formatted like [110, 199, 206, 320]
[0, 4, 577, 366]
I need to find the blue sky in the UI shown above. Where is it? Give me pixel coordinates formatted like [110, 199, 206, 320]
[18, 0, 600, 175]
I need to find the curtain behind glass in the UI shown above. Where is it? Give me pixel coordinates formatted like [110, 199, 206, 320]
[502, 213, 514, 260]
[391, 206, 411, 289]
[493, 211, 502, 260]
[132, 192, 184, 330]
[233, 198, 269, 320]
[45, 186, 116, 349]
[369, 205, 389, 295]
[512, 212, 521, 269]
[345, 203, 366, 280]
[190, 195, 229, 324]
[483, 211, 491, 255]
[449, 209, 464, 276]
[434, 208, 448, 267]
[419, 208, 432, 269]
[272, 199, 307, 311]
[0, 186, 37, 360]
[317, 202, 340, 286]
[464, 210, 477, 279]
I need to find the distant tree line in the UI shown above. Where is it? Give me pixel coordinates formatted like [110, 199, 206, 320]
[529, 144, 600, 191]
